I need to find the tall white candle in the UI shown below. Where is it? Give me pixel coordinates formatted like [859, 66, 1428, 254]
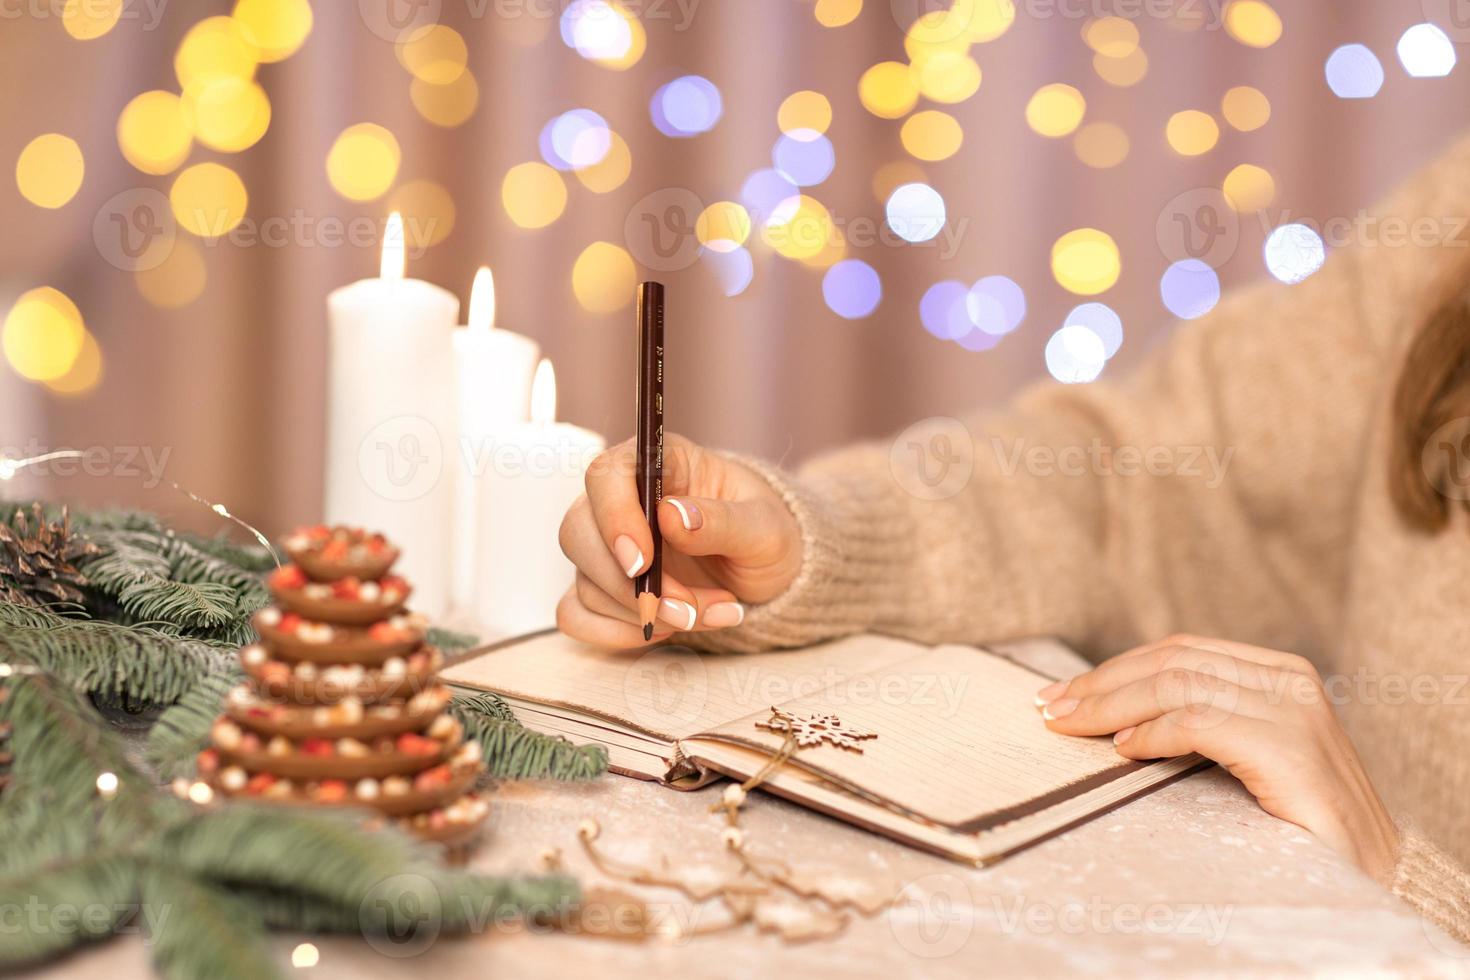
[450, 268, 541, 613]
[472, 360, 605, 638]
[325, 213, 458, 618]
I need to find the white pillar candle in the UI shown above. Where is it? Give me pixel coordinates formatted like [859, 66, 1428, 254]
[325, 213, 458, 618]
[450, 267, 541, 613]
[472, 360, 605, 638]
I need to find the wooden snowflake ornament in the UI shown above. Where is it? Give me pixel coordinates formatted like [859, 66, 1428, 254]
[756, 707, 877, 752]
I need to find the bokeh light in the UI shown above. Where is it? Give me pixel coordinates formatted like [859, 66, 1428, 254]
[651, 76, 723, 137]
[326, 123, 401, 201]
[904, 7, 967, 62]
[1073, 122, 1129, 168]
[740, 168, 799, 221]
[1165, 110, 1219, 156]
[696, 201, 753, 252]
[184, 77, 271, 153]
[772, 132, 836, 186]
[1083, 17, 1139, 57]
[1325, 44, 1385, 99]
[1025, 84, 1086, 138]
[1264, 223, 1326, 284]
[62, 0, 122, 39]
[915, 53, 982, 104]
[885, 183, 946, 244]
[859, 61, 919, 119]
[560, 0, 646, 70]
[1223, 0, 1282, 48]
[389, 179, 457, 249]
[900, 111, 963, 162]
[814, 0, 862, 28]
[763, 195, 835, 261]
[966, 276, 1026, 336]
[541, 109, 612, 170]
[1222, 163, 1276, 212]
[44, 328, 103, 397]
[958, 0, 1017, 41]
[170, 162, 248, 238]
[395, 25, 468, 85]
[118, 91, 194, 175]
[3, 287, 85, 382]
[1093, 48, 1148, 87]
[955, 328, 1001, 353]
[701, 246, 754, 297]
[778, 91, 832, 138]
[411, 72, 480, 128]
[822, 260, 882, 319]
[502, 162, 567, 229]
[16, 134, 84, 209]
[1221, 86, 1271, 131]
[135, 239, 208, 309]
[1159, 260, 1221, 320]
[1063, 302, 1124, 358]
[1397, 24, 1456, 78]
[1051, 228, 1121, 295]
[175, 17, 259, 89]
[919, 280, 972, 340]
[231, 0, 313, 62]
[575, 131, 632, 192]
[871, 160, 925, 203]
[1046, 325, 1107, 383]
[572, 242, 637, 313]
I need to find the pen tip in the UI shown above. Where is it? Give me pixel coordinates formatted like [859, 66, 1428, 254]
[643, 623, 654, 642]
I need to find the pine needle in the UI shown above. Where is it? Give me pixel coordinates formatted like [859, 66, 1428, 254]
[146, 671, 240, 778]
[452, 696, 607, 781]
[141, 866, 280, 980]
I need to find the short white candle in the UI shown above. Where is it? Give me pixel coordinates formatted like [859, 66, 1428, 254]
[450, 267, 540, 613]
[472, 360, 605, 638]
[325, 213, 458, 617]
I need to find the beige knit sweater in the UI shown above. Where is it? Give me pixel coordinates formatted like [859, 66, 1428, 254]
[695, 133, 1470, 946]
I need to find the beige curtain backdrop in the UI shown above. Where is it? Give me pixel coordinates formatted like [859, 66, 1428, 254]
[0, 0, 1466, 535]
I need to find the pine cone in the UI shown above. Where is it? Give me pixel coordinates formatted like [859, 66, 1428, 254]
[0, 503, 101, 609]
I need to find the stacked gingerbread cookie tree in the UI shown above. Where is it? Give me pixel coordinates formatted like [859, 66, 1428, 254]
[197, 525, 488, 849]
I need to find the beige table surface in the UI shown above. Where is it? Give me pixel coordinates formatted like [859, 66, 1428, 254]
[23, 642, 1470, 979]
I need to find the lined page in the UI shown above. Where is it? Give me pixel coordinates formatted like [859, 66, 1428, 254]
[694, 646, 1135, 828]
[441, 631, 932, 741]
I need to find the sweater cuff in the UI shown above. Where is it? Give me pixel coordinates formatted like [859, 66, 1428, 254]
[675, 451, 914, 654]
[1392, 821, 1470, 952]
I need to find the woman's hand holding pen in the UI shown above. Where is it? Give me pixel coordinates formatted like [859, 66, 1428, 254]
[557, 432, 803, 648]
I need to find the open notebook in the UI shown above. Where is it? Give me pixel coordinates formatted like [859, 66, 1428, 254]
[443, 631, 1207, 866]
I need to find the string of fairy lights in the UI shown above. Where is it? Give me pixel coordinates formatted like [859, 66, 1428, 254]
[2, 0, 1462, 396]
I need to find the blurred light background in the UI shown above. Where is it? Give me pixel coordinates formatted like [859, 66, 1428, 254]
[1, 0, 1467, 533]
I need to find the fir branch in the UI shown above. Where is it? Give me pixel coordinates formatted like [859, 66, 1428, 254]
[0, 846, 139, 967]
[177, 531, 276, 573]
[453, 691, 517, 723]
[146, 670, 240, 778]
[426, 627, 480, 654]
[140, 865, 281, 980]
[451, 696, 607, 781]
[0, 602, 234, 705]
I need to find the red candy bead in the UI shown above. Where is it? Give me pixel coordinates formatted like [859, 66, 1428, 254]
[301, 737, 334, 757]
[331, 577, 361, 600]
[316, 780, 348, 803]
[396, 733, 438, 756]
[246, 773, 276, 795]
[277, 613, 303, 635]
[269, 565, 307, 590]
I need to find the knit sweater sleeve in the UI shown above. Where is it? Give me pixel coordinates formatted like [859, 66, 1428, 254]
[685, 133, 1470, 659]
[1392, 824, 1470, 952]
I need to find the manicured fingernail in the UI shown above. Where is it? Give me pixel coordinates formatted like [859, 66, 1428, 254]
[1113, 727, 1136, 745]
[659, 598, 697, 631]
[1041, 699, 1078, 721]
[702, 602, 745, 629]
[613, 536, 644, 577]
[668, 498, 703, 531]
[1034, 681, 1067, 707]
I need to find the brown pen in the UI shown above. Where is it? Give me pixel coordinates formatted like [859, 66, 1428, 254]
[635, 281, 665, 641]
